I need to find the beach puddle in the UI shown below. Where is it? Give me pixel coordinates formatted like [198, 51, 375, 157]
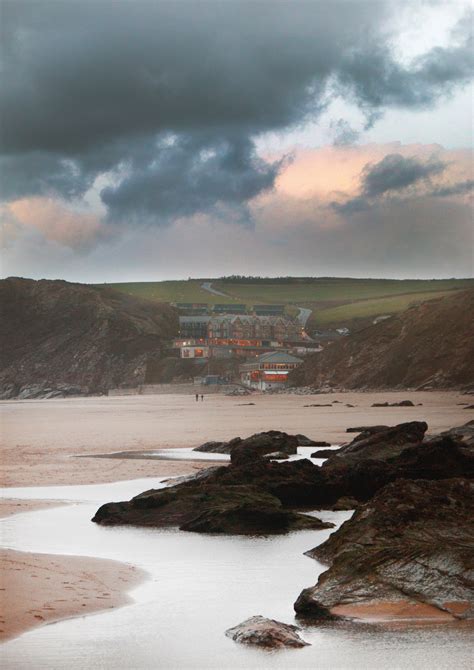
[0, 478, 472, 669]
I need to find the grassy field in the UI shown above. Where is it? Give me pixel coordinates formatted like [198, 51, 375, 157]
[104, 277, 473, 328]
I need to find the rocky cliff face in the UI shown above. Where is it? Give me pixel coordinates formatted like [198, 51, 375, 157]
[0, 277, 178, 398]
[291, 290, 474, 390]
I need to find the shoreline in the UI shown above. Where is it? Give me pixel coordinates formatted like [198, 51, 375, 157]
[0, 548, 146, 643]
[1, 392, 472, 645]
[1, 390, 470, 488]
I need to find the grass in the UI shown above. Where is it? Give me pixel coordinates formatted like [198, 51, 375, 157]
[310, 290, 460, 326]
[103, 277, 473, 328]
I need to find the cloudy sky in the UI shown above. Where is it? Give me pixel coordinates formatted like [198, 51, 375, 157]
[1, 0, 473, 282]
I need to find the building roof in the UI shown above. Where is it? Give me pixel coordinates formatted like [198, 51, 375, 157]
[179, 316, 212, 323]
[255, 351, 303, 364]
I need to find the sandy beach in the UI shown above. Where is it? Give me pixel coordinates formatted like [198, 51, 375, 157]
[1, 391, 472, 643]
[1, 391, 471, 487]
[0, 548, 145, 642]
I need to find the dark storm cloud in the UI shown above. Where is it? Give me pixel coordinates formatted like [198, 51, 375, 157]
[430, 179, 474, 197]
[361, 153, 447, 197]
[1, 1, 472, 222]
[332, 153, 448, 214]
[101, 133, 282, 223]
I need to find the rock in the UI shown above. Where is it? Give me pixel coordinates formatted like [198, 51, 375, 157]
[225, 616, 310, 648]
[440, 421, 474, 447]
[93, 423, 474, 533]
[464, 405, 474, 410]
[230, 431, 299, 465]
[332, 421, 427, 464]
[304, 404, 332, 407]
[330, 496, 359, 511]
[237, 402, 255, 405]
[92, 482, 333, 535]
[346, 425, 389, 433]
[295, 434, 327, 446]
[295, 478, 474, 621]
[193, 440, 229, 454]
[311, 449, 341, 458]
[371, 400, 415, 407]
[262, 451, 290, 460]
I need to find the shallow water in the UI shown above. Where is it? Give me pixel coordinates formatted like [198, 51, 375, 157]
[1, 478, 472, 670]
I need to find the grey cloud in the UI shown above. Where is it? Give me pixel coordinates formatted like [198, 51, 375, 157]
[101, 133, 281, 223]
[1, 1, 472, 223]
[430, 179, 474, 197]
[330, 119, 360, 146]
[337, 15, 473, 118]
[361, 154, 447, 197]
[332, 153, 449, 214]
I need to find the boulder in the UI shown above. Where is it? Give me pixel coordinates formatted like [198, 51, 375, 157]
[330, 421, 427, 464]
[295, 478, 474, 621]
[93, 482, 333, 535]
[262, 451, 290, 460]
[230, 431, 299, 465]
[225, 616, 310, 648]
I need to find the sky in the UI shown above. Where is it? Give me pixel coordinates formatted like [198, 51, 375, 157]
[1, 0, 473, 282]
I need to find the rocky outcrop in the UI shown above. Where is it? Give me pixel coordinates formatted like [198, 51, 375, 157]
[193, 431, 320, 455]
[225, 616, 310, 648]
[295, 478, 474, 621]
[92, 481, 333, 534]
[93, 421, 474, 535]
[0, 277, 178, 397]
[291, 290, 474, 390]
[329, 421, 427, 464]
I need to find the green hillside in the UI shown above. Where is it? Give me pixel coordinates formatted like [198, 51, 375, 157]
[102, 277, 474, 329]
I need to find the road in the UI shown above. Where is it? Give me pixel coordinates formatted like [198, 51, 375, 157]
[201, 281, 229, 297]
[296, 307, 312, 326]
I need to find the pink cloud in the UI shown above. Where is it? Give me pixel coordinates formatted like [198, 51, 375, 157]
[6, 197, 107, 250]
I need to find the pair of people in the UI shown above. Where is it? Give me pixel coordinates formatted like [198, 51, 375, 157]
[195, 394, 204, 401]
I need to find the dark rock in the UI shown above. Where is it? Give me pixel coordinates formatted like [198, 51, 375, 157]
[296, 478, 474, 620]
[440, 421, 474, 447]
[464, 405, 474, 410]
[93, 423, 474, 534]
[330, 496, 359, 511]
[311, 449, 341, 458]
[307, 441, 331, 448]
[295, 434, 326, 446]
[262, 451, 290, 460]
[193, 440, 229, 454]
[371, 400, 415, 407]
[332, 421, 427, 464]
[93, 482, 333, 534]
[304, 404, 332, 407]
[225, 616, 310, 648]
[230, 431, 299, 465]
[346, 425, 389, 433]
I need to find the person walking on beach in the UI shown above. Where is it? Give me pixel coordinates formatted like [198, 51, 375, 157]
[195, 393, 199, 402]
[201, 394, 204, 401]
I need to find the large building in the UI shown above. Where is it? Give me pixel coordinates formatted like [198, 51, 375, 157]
[208, 315, 300, 342]
[239, 351, 303, 391]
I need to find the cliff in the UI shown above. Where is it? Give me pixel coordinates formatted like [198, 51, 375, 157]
[0, 277, 178, 398]
[291, 290, 474, 390]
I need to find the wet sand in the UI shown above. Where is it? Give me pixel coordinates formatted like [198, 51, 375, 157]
[0, 548, 146, 642]
[1, 391, 471, 487]
[0, 500, 67, 520]
[1, 391, 472, 643]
